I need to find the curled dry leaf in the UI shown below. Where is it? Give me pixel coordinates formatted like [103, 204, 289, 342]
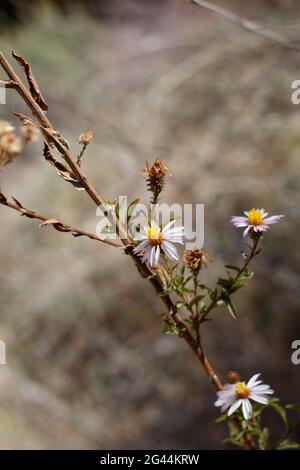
[43, 143, 84, 190]
[39, 219, 85, 238]
[40, 219, 72, 232]
[150, 264, 171, 290]
[12, 51, 48, 111]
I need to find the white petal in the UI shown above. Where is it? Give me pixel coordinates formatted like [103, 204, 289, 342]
[228, 399, 242, 416]
[149, 246, 157, 267]
[161, 241, 179, 262]
[249, 384, 273, 393]
[247, 373, 261, 388]
[154, 245, 160, 265]
[133, 239, 150, 255]
[243, 226, 251, 238]
[161, 220, 176, 234]
[242, 399, 252, 420]
[141, 245, 153, 264]
[249, 393, 269, 405]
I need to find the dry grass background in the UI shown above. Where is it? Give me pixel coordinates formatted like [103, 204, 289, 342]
[0, 0, 300, 449]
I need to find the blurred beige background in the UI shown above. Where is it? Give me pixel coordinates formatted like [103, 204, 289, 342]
[0, 0, 300, 449]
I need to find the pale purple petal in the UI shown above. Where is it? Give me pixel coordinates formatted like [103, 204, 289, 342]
[263, 215, 284, 225]
[232, 216, 248, 225]
[162, 220, 176, 234]
[141, 245, 153, 264]
[133, 239, 150, 255]
[161, 240, 179, 262]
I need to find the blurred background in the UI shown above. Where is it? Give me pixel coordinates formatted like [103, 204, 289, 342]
[0, 0, 300, 449]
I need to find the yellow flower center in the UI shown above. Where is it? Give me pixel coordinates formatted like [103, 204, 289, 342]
[147, 225, 163, 245]
[235, 382, 249, 399]
[248, 209, 263, 226]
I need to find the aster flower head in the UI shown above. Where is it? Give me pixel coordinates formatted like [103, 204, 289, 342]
[133, 220, 185, 267]
[215, 373, 274, 420]
[231, 208, 284, 238]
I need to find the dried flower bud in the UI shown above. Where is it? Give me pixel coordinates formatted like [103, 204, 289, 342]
[143, 158, 168, 204]
[227, 370, 241, 384]
[183, 249, 209, 274]
[21, 124, 40, 143]
[0, 120, 15, 136]
[78, 131, 93, 146]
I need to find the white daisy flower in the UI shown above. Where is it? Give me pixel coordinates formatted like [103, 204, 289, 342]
[231, 208, 284, 238]
[215, 373, 274, 421]
[133, 220, 185, 267]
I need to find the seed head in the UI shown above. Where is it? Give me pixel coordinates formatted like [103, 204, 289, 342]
[78, 131, 93, 146]
[183, 249, 208, 274]
[143, 158, 168, 204]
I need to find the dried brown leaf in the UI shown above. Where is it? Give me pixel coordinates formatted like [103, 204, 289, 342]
[40, 219, 71, 232]
[43, 143, 84, 190]
[0, 192, 8, 204]
[12, 51, 48, 111]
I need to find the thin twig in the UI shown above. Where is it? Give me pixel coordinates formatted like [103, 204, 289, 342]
[0, 193, 122, 248]
[191, 0, 300, 53]
[0, 79, 18, 89]
[0, 50, 129, 244]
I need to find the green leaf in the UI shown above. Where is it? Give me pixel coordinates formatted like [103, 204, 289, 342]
[222, 437, 244, 448]
[215, 414, 227, 423]
[276, 439, 300, 450]
[286, 403, 300, 414]
[224, 265, 241, 273]
[269, 402, 290, 431]
[189, 295, 205, 308]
